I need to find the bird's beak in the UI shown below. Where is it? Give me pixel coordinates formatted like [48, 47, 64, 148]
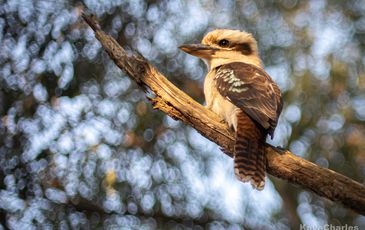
[179, 44, 218, 59]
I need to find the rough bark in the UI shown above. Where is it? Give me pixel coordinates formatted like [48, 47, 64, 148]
[82, 14, 365, 216]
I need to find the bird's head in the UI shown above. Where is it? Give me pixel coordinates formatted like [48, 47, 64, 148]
[179, 29, 261, 70]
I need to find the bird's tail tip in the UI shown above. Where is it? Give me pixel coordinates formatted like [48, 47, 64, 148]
[234, 164, 266, 191]
[252, 178, 265, 191]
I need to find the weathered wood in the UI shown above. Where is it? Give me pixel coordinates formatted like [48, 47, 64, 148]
[82, 13, 365, 216]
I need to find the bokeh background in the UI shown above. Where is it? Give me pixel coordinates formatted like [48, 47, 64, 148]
[1, 0, 365, 229]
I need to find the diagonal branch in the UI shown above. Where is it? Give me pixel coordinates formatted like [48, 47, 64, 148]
[82, 13, 365, 216]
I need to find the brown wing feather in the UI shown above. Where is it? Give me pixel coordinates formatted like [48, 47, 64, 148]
[215, 62, 283, 137]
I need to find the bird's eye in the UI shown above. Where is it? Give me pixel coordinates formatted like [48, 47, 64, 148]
[218, 39, 230, 47]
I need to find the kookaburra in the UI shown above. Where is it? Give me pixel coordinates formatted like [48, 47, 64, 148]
[179, 29, 283, 190]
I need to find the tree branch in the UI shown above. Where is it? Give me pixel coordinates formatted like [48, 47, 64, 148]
[82, 13, 365, 216]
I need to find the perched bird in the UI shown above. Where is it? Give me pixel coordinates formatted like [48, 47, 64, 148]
[179, 29, 283, 190]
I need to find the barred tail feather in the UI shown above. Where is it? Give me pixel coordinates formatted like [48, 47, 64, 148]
[234, 111, 267, 190]
[253, 144, 266, 190]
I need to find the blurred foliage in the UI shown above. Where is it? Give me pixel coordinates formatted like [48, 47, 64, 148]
[0, 0, 365, 229]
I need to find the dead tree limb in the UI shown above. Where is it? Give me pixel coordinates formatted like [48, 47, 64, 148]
[82, 14, 365, 216]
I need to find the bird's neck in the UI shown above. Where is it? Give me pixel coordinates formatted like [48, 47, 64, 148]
[206, 56, 262, 71]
